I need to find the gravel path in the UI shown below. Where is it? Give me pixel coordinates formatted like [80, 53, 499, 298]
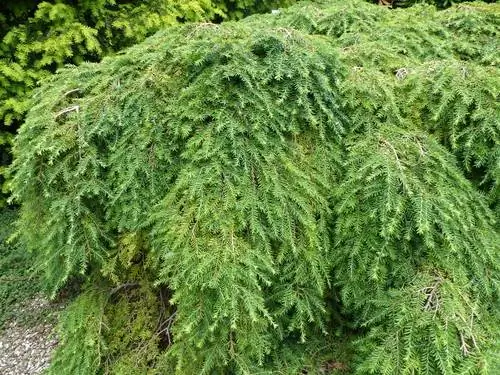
[0, 297, 59, 375]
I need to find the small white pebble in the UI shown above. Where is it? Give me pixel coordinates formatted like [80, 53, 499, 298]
[0, 296, 60, 375]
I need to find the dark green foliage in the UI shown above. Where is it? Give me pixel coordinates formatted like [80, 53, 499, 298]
[0, 208, 41, 328]
[334, 128, 499, 373]
[366, 0, 497, 9]
[253, 0, 499, 196]
[0, 0, 217, 163]
[0, 0, 278, 125]
[214, 0, 297, 19]
[9, 0, 500, 374]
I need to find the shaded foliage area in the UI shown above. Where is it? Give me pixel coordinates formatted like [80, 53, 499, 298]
[0, 208, 39, 328]
[367, 0, 497, 8]
[8, 0, 500, 374]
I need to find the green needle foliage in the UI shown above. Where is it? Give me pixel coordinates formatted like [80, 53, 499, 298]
[12, 23, 346, 373]
[0, 0, 214, 204]
[366, 0, 497, 9]
[334, 127, 497, 307]
[355, 269, 499, 375]
[403, 61, 500, 203]
[9, 0, 500, 374]
[0, 0, 296, 206]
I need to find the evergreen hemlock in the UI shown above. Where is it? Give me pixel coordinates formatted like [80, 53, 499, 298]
[9, 0, 500, 374]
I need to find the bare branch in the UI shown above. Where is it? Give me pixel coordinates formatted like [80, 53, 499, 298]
[420, 276, 443, 312]
[55, 105, 80, 118]
[460, 331, 471, 356]
[109, 282, 140, 295]
[157, 311, 177, 347]
[63, 88, 81, 97]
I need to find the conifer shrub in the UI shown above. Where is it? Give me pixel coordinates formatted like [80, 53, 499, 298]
[10, 0, 499, 373]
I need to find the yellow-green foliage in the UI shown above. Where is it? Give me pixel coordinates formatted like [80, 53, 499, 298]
[48, 284, 164, 375]
[9, 0, 500, 374]
[48, 234, 167, 375]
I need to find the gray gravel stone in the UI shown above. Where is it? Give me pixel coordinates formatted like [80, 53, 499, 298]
[0, 297, 59, 375]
